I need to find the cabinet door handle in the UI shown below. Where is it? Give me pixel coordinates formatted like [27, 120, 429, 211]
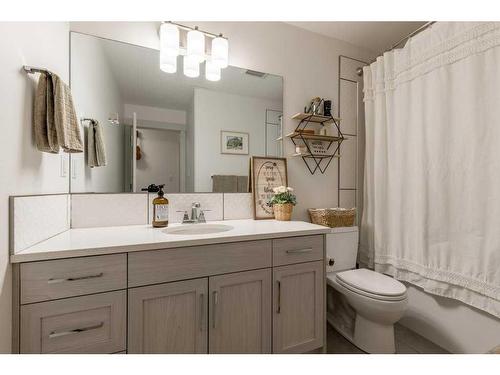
[277, 280, 281, 314]
[212, 291, 218, 329]
[48, 322, 104, 339]
[286, 248, 313, 254]
[199, 293, 205, 331]
[48, 272, 104, 284]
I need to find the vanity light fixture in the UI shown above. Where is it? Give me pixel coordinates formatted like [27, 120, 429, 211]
[159, 21, 228, 81]
[159, 22, 180, 73]
[187, 27, 205, 63]
[211, 35, 229, 68]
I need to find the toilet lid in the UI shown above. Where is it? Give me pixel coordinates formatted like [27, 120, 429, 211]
[336, 269, 407, 297]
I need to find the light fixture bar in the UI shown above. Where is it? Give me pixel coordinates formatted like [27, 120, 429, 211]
[161, 21, 227, 40]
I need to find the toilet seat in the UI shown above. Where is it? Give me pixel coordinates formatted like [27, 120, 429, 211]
[335, 269, 407, 301]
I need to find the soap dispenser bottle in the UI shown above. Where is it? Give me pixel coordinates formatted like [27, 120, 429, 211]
[152, 184, 169, 228]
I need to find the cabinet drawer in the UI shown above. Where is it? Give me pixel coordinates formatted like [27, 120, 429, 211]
[128, 240, 272, 287]
[20, 290, 126, 354]
[272, 235, 324, 266]
[20, 254, 127, 304]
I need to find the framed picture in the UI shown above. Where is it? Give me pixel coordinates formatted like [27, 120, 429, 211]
[250, 156, 288, 220]
[221, 131, 249, 155]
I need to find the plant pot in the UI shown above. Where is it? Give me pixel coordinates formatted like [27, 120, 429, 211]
[273, 203, 293, 221]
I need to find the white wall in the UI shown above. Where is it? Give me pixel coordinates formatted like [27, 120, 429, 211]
[193, 88, 282, 192]
[0, 22, 70, 353]
[136, 128, 180, 193]
[69, 22, 374, 219]
[70, 32, 125, 193]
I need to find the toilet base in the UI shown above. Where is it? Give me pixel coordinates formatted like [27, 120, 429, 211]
[353, 314, 396, 354]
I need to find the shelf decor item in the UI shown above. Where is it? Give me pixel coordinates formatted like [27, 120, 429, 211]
[287, 112, 345, 175]
[267, 186, 297, 221]
[221, 130, 249, 155]
[250, 156, 288, 219]
[308, 207, 356, 228]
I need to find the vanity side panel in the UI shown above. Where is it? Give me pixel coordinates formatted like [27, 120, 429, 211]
[128, 240, 272, 287]
[12, 263, 20, 354]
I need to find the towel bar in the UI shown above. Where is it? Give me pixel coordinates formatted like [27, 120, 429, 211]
[23, 65, 51, 75]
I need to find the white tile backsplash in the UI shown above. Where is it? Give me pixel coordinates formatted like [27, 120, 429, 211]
[12, 192, 250, 248]
[162, 193, 224, 223]
[71, 193, 148, 228]
[11, 194, 70, 253]
[223, 193, 253, 220]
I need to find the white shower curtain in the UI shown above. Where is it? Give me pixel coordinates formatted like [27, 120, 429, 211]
[360, 22, 500, 318]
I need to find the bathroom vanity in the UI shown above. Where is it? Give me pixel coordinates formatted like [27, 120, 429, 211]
[11, 220, 328, 354]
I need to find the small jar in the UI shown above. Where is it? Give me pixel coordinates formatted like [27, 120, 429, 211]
[295, 145, 307, 154]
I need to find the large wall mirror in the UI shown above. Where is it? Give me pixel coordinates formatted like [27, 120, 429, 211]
[69, 32, 283, 193]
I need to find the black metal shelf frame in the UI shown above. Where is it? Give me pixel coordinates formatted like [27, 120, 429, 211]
[290, 113, 345, 175]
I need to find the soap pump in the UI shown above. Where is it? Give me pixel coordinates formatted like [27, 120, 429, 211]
[152, 184, 169, 228]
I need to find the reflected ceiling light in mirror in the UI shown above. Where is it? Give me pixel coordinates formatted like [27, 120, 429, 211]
[160, 54, 177, 73]
[187, 27, 205, 63]
[160, 22, 180, 57]
[211, 35, 228, 68]
[183, 55, 200, 78]
[159, 22, 229, 81]
[205, 59, 221, 82]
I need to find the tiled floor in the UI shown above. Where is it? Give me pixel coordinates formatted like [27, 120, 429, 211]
[327, 323, 449, 354]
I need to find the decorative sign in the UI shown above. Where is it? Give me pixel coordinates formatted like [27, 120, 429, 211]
[308, 140, 329, 155]
[250, 156, 288, 219]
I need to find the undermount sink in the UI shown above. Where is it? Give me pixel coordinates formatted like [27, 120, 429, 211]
[164, 223, 234, 235]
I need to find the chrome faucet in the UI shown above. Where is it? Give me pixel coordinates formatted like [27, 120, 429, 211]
[178, 202, 208, 224]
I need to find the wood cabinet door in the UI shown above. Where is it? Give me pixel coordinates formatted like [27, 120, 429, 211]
[128, 278, 208, 353]
[209, 269, 271, 353]
[273, 261, 324, 353]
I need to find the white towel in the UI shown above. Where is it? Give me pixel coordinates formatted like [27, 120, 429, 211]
[87, 120, 107, 168]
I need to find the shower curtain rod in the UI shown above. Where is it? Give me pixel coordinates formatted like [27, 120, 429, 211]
[357, 21, 436, 75]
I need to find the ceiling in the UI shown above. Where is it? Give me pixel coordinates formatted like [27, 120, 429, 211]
[287, 22, 427, 54]
[97, 36, 282, 111]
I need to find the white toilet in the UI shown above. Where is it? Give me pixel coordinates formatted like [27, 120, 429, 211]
[326, 226, 408, 353]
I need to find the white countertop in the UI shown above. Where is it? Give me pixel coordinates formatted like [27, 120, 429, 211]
[11, 219, 330, 263]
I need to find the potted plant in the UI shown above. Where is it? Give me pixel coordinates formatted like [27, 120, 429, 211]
[267, 186, 297, 221]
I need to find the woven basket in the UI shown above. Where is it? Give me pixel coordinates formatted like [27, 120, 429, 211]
[273, 203, 293, 221]
[308, 208, 356, 228]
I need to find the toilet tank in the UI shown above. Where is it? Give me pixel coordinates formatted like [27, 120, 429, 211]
[326, 226, 359, 273]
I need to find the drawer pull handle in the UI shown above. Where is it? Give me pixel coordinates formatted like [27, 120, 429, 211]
[286, 248, 313, 254]
[199, 293, 205, 331]
[48, 272, 104, 284]
[277, 280, 281, 314]
[212, 291, 218, 329]
[48, 322, 104, 339]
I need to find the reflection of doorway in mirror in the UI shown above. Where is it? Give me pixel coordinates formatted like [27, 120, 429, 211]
[134, 127, 181, 194]
[265, 109, 283, 157]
